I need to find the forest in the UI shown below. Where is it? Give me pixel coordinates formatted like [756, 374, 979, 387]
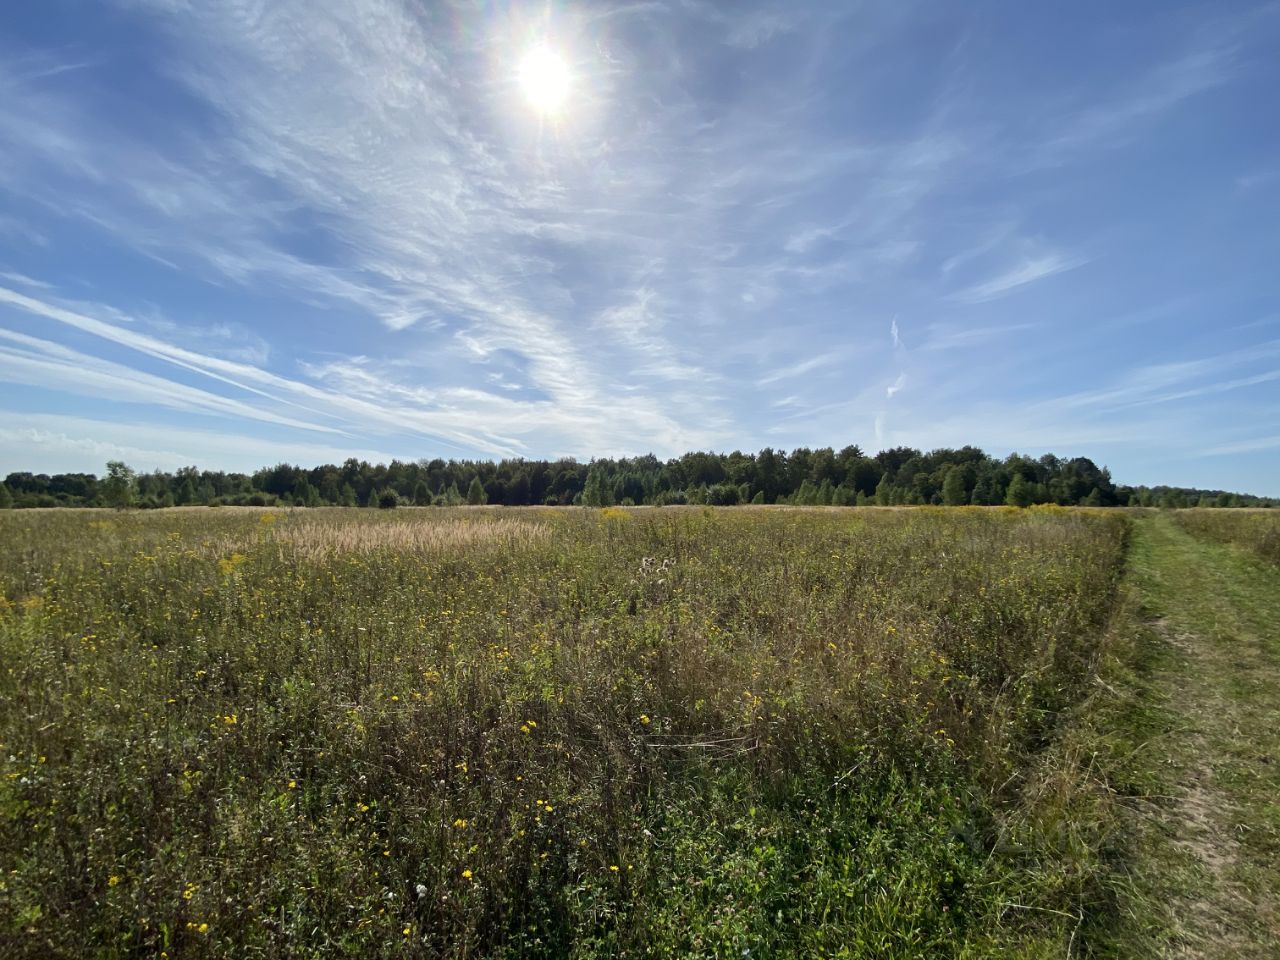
[1, 445, 1273, 510]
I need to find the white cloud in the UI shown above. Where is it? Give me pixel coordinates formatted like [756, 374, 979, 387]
[921, 322, 1039, 351]
[756, 354, 837, 386]
[0, 271, 53, 290]
[1041, 47, 1236, 159]
[0, 411, 400, 476]
[950, 254, 1087, 303]
[1203, 434, 1280, 456]
[0, 327, 345, 435]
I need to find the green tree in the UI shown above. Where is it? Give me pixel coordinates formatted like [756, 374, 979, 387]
[466, 477, 488, 506]
[101, 461, 137, 510]
[0, 483, 11, 509]
[875, 475, 893, 506]
[296, 480, 321, 507]
[339, 483, 358, 507]
[942, 466, 968, 506]
[377, 489, 400, 509]
[1005, 474, 1034, 508]
[412, 480, 430, 506]
[706, 483, 741, 506]
[970, 475, 996, 506]
[582, 467, 612, 507]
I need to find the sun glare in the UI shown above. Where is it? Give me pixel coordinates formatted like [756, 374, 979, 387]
[518, 46, 570, 116]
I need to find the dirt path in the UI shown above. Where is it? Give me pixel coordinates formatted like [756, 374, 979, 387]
[1122, 516, 1280, 958]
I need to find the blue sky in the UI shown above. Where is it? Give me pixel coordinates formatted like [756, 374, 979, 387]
[1, 1, 1278, 494]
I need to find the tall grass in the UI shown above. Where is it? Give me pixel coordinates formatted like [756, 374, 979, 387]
[1171, 508, 1280, 564]
[0, 506, 1127, 958]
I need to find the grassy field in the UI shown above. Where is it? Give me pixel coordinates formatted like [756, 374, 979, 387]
[1070, 513, 1280, 960]
[1170, 508, 1280, 565]
[2, 505, 1135, 957]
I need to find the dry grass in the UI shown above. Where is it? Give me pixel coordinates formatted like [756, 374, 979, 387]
[267, 513, 551, 558]
[1171, 508, 1280, 564]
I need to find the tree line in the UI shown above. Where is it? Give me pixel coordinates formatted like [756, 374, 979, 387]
[1, 446, 1273, 510]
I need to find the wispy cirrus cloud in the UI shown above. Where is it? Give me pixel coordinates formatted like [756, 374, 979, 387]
[1050, 339, 1280, 413]
[0, 327, 343, 435]
[921, 321, 1040, 351]
[1203, 433, 1280, 456]
[949, 253, 1087, 303]
[1037, 47, 1238, 161]
[0, 410, 401, 475]
[755, 353, 837, 386]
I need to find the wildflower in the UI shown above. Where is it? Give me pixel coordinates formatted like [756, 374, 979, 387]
[461, 869, 473, 880]
[520, 724, 530, 735]
[544, 804, 554, 812]
[222, 714, 237, 725]
[453, 818, 469, 829]
[402, 927, 411, 936]
[287, 780, 297, 790]
[609, 865, 619, 872]
[108, 875, 121, 887]
[639, 714, 651, 725]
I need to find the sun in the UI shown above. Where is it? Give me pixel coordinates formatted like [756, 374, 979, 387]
[517, 46, 570, 116]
